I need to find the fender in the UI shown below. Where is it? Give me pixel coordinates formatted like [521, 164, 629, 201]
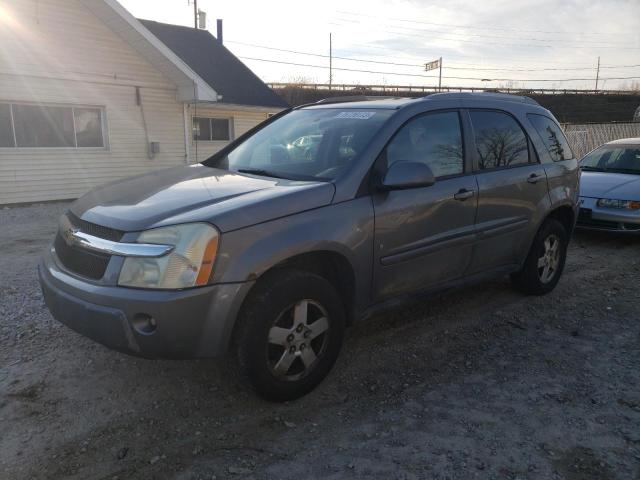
[211, 197, 376, 315]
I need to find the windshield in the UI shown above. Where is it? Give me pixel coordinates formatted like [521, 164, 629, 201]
[204, 108, 393, 181]
[581, 145, 640, 174]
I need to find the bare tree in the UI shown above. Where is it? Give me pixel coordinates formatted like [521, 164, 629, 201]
[475, 128, 528, 168]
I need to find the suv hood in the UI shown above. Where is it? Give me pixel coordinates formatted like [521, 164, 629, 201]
[580, 171, 640, 200]
[71, 164, 336, 232]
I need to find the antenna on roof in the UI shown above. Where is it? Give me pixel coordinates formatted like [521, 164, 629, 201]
[187, 0, 206, 29]
[188, 0, 197, 28]
[197, 9, 207, 29]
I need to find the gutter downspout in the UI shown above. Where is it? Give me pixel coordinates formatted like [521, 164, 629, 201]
[136, 86, 154, 160]
[183, 103, 191, 164]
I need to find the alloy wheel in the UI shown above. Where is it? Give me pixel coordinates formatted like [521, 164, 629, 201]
[266, 299, 330, 381]
[537, 233, 561, 284]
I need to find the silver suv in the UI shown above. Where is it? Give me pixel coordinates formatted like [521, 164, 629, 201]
[39, 93, 579, 400]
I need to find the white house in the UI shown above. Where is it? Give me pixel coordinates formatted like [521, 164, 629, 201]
[0, 0, 288, 205]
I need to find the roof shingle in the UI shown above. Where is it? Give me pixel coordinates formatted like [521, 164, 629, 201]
[140, 19, 288, 109]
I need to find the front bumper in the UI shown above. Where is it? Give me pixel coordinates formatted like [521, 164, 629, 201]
[38, 249, 253, 359]
[576, 197, 640, 234]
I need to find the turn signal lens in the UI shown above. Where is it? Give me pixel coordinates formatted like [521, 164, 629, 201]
[195, 235, 219, 286]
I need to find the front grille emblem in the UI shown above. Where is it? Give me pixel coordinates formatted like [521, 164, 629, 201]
[62, 225, 80, 246]
[59, 214, 80, 247]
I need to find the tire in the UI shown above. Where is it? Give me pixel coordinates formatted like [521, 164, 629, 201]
[511, 218, 568, 295]
[235, 268, 345, 401]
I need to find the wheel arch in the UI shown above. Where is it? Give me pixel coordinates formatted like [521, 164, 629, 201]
[229, 249, 358, 351]
[517, 203, 576, 271]
[546, 203, 577, 235]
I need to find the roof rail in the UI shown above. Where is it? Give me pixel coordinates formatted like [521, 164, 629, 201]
[315, 95, 400, 105]
[425, 92, 540, 106]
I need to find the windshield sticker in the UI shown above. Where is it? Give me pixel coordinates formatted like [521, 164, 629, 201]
[335, 111, 376, 120]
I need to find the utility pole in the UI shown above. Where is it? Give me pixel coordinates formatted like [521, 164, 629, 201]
[193, 0, 198, 28]
[438, 56, 443, 92]
[329, 33, 333, 90]
[595, 56, 600, 92]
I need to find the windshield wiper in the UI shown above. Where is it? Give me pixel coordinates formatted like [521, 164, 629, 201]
[237, 168, 291, 180]
[237, 168, 329, 182]
[580, 166, 605, 172]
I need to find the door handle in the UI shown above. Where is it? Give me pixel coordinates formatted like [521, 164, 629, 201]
[527, 173, 542, 184]
[454, 189, 475, 201]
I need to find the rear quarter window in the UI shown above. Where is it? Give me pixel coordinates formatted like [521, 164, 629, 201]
[528, 114, 574, 161]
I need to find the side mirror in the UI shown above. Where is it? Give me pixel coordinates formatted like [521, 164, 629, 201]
[378, 161, 436, 191]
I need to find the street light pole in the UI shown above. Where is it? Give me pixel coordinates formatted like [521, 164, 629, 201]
[438, 56, 443, 92]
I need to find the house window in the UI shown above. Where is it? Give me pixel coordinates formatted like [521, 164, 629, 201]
[192, 116, 231, 141]
[0, 102, 106, 148]
[0, 103, 13, 147]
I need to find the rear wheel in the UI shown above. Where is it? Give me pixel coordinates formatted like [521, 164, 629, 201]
[235, 269, 345, 401]
[511, 218, 568, 295]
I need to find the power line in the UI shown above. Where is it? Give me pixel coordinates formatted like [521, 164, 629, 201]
[238, 56, 640, 82]
[328, 20, 640, 50]
[447, 64, 640, 72]
[228, 41, 640, 72]
[335, 10, 637, 37]
[239, 57, 438, 78]
[334, 42, 615, 67]
[333, 15, 635, 48]
[229, 41, 422, 67]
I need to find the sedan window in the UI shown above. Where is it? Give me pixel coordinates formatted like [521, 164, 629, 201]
[581, 146, 640, 174]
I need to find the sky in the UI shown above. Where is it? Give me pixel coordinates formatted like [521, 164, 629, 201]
[119, 0, 640, 90]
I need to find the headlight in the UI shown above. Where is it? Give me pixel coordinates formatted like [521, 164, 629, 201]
[118, 223, 219, 289]
[597, 198, 640, 210]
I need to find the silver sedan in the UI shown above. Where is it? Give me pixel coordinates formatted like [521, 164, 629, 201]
[578, 138, 640, 233]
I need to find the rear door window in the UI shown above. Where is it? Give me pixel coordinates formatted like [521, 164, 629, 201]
[470, 111, 530, 169]
[528, 114, 574, 161]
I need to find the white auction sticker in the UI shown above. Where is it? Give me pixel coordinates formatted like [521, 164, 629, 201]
[335, 111, 376, 120]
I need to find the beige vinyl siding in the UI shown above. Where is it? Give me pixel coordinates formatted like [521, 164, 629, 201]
[189, 107, 273, 162]
[0, 0, 186, 204]
[0, 0, 174, 90]
[0, 79, 186, 204]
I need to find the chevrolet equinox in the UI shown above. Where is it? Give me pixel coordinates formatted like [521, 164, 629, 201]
[39, 93, 580, 400]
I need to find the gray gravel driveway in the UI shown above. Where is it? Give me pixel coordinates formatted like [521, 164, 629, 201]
[1, 202, 639, 480]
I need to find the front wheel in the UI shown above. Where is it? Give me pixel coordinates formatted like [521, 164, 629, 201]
[235, 269, 345, 401]
[511, 218, 568, 295]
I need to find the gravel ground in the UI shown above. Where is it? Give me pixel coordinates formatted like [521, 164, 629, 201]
[1, 202, 640, 480]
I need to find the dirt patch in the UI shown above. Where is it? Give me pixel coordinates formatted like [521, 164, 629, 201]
[552, 446, 615, 480]
[1, 202, 640, 479]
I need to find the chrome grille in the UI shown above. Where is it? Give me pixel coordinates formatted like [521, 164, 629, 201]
[53, 212, 122, 280]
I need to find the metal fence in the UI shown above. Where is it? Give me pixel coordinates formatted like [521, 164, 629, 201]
[562, 122, 640, 158]
[269, 82, 637, 96]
